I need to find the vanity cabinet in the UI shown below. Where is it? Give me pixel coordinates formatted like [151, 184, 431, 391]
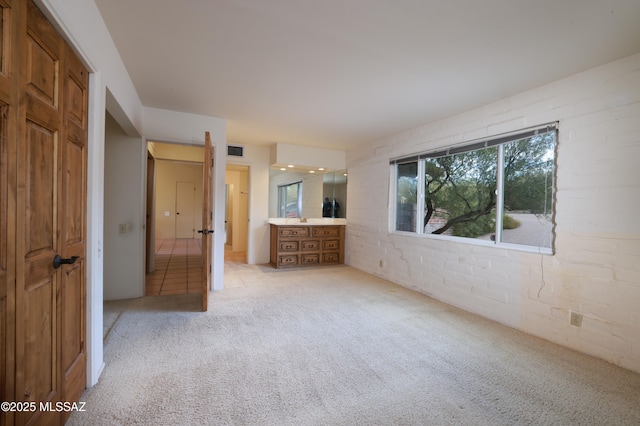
[270, 224, 345, 268]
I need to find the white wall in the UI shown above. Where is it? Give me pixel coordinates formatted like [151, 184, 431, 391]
[272, 142, 346, 169]
[142, 107, 226, 146]
[346, 52, 640, 373]
[104, 113, 145, 300]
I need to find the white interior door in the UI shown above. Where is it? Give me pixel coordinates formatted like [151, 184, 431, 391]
[175, 181, 196, 238]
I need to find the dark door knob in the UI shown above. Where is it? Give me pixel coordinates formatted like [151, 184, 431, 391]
[53, 255, 79, 269]
[197, 229, 214, 235]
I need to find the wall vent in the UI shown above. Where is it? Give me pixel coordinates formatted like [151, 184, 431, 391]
[227, 145, 244, 157]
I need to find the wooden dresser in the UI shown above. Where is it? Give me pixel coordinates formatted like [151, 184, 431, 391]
[270, 224, 345, 268]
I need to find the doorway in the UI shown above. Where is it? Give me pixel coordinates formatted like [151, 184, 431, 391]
[144, 143, 205, 296]
[225, 165, 249, 263]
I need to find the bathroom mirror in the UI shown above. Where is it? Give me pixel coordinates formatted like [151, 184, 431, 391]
[269, 168, 347, 219]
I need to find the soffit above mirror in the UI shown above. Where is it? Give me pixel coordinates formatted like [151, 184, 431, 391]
[271, 143, 345, 173]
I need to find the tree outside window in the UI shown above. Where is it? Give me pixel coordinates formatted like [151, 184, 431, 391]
[394, 126, 556, 250]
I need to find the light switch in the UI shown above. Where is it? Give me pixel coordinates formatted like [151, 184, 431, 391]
[165, 211, 171, 216]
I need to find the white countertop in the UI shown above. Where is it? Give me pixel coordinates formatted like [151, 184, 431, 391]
[268, 218, 347, 226]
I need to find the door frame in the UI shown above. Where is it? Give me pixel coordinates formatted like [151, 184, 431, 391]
[224, 164, 250, 262]
[145, 152, 155, 273]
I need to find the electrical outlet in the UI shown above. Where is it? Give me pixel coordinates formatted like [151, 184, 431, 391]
[379, 260, 384, 267]
[119, 224, 126, 234]
[570, 312, 583, 327]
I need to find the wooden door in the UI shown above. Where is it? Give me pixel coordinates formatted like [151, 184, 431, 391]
[175, 181, 196, 238]
[59, 31, 89, 415]
[1, 0, 18, 423]
[200, 133, 213, 312]
[13, 2, 88, 425]
[146, 153, 155, 273]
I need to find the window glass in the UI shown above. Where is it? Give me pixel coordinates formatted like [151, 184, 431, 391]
[392, 125, 557, 251]
[278, 182, 301, 218]
[424, 146, 498, 239]
[501, 133, 555, 248]
[396, 162, 418, 232]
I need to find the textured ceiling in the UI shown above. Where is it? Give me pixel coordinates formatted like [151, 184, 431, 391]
[95, 0, 640, 150]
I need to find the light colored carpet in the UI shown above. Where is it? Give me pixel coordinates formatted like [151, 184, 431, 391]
[70, 264, 640, 425]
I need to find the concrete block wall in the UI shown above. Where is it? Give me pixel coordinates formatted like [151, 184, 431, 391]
[345, 52, 640, 372]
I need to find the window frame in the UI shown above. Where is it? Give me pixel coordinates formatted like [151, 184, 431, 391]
[390, 123, 557, 254]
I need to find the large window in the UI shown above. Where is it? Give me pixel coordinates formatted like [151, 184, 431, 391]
[392, 124, 556, 252]
[278, 181, 302, 218]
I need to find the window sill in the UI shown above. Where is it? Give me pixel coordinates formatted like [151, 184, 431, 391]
[391, 230, 554, 255]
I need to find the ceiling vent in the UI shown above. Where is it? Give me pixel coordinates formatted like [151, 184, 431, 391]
[227, 145, 244, 157]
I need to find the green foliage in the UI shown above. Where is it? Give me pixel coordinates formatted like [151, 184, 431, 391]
[453, 214, 495, 237]
[423, 132, 555, 237]
[502, 214, 521, 229]
[425, 147, 497, 236]
[503, 134, 554, 215]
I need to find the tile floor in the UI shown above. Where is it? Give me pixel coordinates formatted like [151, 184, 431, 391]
[145, 238, 247, 296]
[145, 239, 203, 296]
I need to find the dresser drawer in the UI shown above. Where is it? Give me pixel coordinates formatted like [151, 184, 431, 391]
[322, 240, 340, 251]
[312, 227, 340, 237]
[301, 254, 319, 264]
[279, 227, 309, 237]
[301, 240, 320, 251]
[322, 252, 340, 263]
[278, 255, 299, 266]
[279, 241, 299, 251]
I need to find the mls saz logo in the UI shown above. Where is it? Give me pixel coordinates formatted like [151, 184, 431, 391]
[40, 401, 87, 412]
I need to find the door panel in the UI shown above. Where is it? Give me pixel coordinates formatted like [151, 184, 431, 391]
[23, 279, 56, 400]
[0, 1, 11, 101]
[24, 122, 57, 257]
[25, 3, 60, 109]
[145, 154, 155, 273]
[19, 277, 58, 426]
[201, 133, 212, 312]
[64, 139, 84, 245]
[0, 1, 17, 419]
[0, 103, 7, 407]
[20, 121, 59, 416]
[61, 261, 85, 405]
